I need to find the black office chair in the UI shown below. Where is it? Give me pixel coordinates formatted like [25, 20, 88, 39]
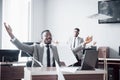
[26, 61, 32, 67]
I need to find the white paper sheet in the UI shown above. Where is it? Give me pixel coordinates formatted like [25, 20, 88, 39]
[60, 67, 78, 73]
[57, 45, 77, 66]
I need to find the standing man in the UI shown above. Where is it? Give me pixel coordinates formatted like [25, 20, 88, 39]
[4, 22, 60, 67]
[68, 28, 92, 66]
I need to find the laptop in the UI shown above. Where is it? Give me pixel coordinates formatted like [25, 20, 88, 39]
[78, 50, 98, 70]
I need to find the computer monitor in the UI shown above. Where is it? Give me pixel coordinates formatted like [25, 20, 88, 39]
[80, 50, 98, 70]
[0, 49, 20, 62]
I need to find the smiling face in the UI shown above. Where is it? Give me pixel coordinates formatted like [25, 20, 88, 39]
[41, 31, 52, 44]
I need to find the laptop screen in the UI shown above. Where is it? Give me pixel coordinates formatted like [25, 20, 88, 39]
[80, 50, 98, 70]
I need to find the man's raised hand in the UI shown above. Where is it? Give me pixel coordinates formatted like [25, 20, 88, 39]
[4, 22, 14, 39]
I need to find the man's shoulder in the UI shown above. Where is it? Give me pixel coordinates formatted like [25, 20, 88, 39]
[50, 44, 57, 48]
[77, 36, 83, 39]
[38, 43, 57, 48]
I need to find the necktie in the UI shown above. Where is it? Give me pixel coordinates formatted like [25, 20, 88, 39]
[73, 37, 76, 48]
[46, 44, 51, 67]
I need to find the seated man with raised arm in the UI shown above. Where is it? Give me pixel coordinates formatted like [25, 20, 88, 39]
[4, 23, 61, 67]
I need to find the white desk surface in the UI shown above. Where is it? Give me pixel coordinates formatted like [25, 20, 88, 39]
[24, 67, 106, 75]
[0, 61, 26, 66]
[99, 58, 120, 61]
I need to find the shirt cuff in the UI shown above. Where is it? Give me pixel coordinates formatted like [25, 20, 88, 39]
[11, 37, 16, 42]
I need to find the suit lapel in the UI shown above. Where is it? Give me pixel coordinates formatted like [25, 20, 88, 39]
[50, 45, 58, 62]
[37, 44, 44, 63]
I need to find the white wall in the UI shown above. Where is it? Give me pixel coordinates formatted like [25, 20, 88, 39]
[30, 0, 45, 42]
[21, 0, 120, 58]
[43, 0, 120, 58]
[45, 0, 98, 42]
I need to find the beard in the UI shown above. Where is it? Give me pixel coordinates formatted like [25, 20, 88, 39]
[44, 38, 52, 44]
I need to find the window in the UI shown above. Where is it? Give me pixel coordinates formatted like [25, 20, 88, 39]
[2, 0, 31, 49]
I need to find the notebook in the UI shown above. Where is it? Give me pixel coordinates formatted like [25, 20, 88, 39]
[78, 50, 98, 70]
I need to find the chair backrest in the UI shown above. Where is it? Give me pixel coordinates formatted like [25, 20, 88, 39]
[98, 47, 109, 58]
[98, 47, 109, 80]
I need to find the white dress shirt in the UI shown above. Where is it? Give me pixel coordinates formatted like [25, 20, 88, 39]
[41, 44, 54, 67]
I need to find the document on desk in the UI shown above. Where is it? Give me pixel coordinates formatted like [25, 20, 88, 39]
[57, 45, 77, 66]
[60, 67, 78, 73]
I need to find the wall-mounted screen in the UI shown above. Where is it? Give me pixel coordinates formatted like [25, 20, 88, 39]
[98, 0, 120, 23]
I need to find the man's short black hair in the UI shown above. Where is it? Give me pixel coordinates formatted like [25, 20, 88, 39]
[41, 30, 50, 38]
[74, 28, 80, 32]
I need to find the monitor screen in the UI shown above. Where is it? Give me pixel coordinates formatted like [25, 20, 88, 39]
[98, 0, 120, 23]
[0, 49, 20, 62]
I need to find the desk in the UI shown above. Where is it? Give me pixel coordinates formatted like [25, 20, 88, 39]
[1, 66, 24, 80]
[0, 62, 25, 80]
[24, 67, 105, 80]
[99, 58, 120, 80]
